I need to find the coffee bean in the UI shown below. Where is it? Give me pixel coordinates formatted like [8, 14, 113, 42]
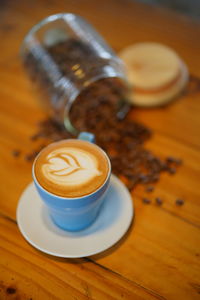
[168, 167, 176, 175]
[146, 186, 154, 193]
[24, 153, 34, 161]
[30, 133, 40, 141]
[166, 156, 183, 165]
[175, 199, 184, 206]
[6, 287, 16, 294]
[155, 197, 163, 205]
[142, 198, 151, 204]
[166, 156, 176, 163]
[12, 150, 21, 158]
[139, 174, 149, 183]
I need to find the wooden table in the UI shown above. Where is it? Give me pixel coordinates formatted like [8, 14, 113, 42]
[0, 1, 200, 299]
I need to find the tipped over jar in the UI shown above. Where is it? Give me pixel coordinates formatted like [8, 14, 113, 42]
[21, 13, 130, 135]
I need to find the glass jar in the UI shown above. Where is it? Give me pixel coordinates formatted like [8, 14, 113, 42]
[21, 13, 129, 134]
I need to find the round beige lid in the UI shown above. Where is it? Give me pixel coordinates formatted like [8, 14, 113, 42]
[119, 42, 182, 90]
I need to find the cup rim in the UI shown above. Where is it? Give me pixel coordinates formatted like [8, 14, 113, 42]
[32, 139, 111, 200]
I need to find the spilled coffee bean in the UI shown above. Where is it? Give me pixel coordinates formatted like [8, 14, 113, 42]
[166, 156, 182, 165]
[145, 186, 154, 193]
[167, 167, 176, 175]
[142, 198, 151, 204]
[175, 198, 184, 206]
[12, 150, 21, 158]
[6, 287, 16, 295]
[155, 197, 163, 206]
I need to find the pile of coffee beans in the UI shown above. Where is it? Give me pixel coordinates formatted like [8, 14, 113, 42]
[20, 38, 183, 193]
[19, 107, 182, 192]
[69, 78, 182, 190]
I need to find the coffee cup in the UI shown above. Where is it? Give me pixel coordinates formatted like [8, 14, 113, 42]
[32, 132, 111, 231]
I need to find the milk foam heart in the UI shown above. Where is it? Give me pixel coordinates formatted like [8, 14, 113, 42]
[34, 139, 110, 198]
[42, 148, 102, 187]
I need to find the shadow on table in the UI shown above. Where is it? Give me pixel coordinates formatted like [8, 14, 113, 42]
[88, 215, 135, 261]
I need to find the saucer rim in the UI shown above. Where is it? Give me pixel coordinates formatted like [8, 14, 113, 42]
[17, 174, 134, 258]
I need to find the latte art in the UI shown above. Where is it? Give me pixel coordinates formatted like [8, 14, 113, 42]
[34, 139, 110, 197]
[42, 148, 102, 187]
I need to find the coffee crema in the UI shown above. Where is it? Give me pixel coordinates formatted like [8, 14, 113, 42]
[34, 140, 109, 197]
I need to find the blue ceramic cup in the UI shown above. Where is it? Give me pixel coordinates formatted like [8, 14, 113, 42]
[32, 132, 111, 231]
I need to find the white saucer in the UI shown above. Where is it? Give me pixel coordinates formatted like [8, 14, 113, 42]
[17, 175, 134, 258]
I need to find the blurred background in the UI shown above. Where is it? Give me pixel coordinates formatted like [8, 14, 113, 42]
[137, 0, 200, 19]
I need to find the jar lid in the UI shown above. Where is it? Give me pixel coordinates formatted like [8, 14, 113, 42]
[119, 42, 188, 107]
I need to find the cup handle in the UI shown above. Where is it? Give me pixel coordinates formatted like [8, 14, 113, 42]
[78, 132, 95, 143]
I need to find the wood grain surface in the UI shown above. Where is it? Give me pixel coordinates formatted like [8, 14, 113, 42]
[0, 0, 200, 299]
